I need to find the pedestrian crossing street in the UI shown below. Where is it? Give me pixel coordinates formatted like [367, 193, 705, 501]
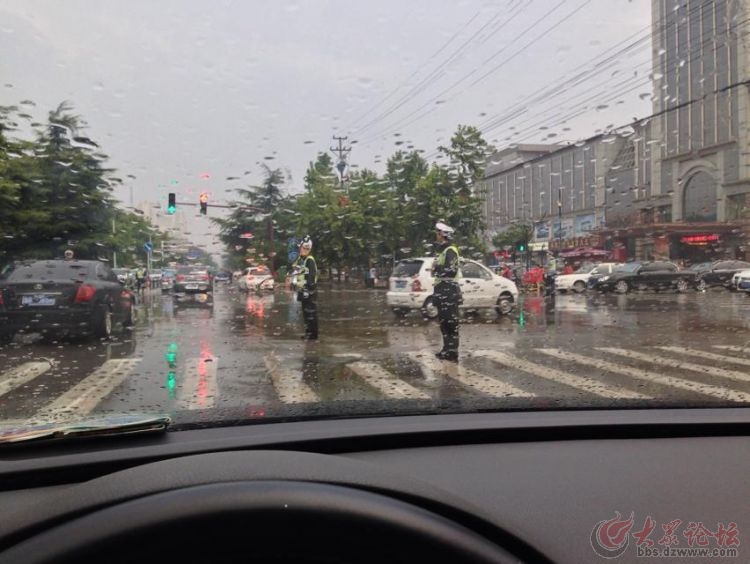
[2, 344, 750, 423]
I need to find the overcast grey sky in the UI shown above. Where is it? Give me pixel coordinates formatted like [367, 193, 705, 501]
[1, 0, 652, 249]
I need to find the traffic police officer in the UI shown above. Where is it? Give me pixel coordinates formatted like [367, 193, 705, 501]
[433, 221, 462, 362]
[294, 235, 318, 340]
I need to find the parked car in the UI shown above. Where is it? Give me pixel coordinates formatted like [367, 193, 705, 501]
[0, 260, 135, 342]
[214, 271, 231, 284]
[160, 268, 176, 293]
[112, 268, 133, 286]
[731, 268, 750, 293]
[690, 260, 750, 290]
[588, 260, 695, 293]
[173, 266, 213, 295]
[386, 257, 518, 318]
[555, 262, 622, 293]
[238, 266, 275, 293]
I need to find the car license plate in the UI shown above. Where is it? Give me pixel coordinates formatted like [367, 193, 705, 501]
[22, 295, 55, 306]
[185, 284, 199, 290]
[395, 280, 407, 289]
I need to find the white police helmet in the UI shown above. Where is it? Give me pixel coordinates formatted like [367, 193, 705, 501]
[299, 235, 313, 250]
[435, 221, 455, 239]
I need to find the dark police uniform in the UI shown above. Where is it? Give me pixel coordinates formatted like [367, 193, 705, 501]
[294, 253, 318, 340]
[433, 242, 461, 361]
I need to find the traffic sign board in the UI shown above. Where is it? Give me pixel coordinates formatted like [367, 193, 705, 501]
[143, 242, 153, 253]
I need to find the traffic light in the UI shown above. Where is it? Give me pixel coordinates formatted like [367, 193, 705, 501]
[167, 193, 176, 215]
[165, 343, 178, 367]
[515, 241, 526, 252]
[199, 192, 208, 215]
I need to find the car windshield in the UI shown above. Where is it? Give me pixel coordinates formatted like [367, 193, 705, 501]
[618, 263, 643, 273]
[574, 264, 596, 274]
[393, 261, 424, 278]
[1, 0, 749, 435]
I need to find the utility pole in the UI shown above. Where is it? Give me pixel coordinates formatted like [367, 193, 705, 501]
[112, 217, 117, 268]
[330, 136, 352, 191]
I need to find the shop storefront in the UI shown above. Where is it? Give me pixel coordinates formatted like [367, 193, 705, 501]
[595, 223, 745, 264]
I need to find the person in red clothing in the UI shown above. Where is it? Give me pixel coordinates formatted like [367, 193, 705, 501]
[562, 262, 575, 275]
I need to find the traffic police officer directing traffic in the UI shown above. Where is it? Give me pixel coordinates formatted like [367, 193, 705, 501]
[433, 221, 462, 362]
[294, 235, 318, 340]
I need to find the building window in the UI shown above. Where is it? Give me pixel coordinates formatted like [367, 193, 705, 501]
[683, 171, 717, 222]
[726, 194, 750, 220]
[655, 205, 672, 223]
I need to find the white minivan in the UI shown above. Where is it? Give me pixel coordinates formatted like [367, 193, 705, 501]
[387, 257, 519, 318]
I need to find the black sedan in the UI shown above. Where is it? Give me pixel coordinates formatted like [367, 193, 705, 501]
[588, 260, 696, 294]
[0, 260, 135, 343]
[690, 260, 750, 291]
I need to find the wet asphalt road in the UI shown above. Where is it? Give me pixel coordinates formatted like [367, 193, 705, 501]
[1, 283, 750, 426]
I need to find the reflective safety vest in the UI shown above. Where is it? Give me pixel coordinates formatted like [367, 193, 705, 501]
[294, 255, 317, 288]
[433, 244, 461, 284]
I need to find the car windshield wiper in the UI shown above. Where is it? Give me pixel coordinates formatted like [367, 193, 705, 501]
[0, 413, 171, 445]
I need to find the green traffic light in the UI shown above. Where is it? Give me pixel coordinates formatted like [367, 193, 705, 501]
[167, 370, 176, 399]
[167, 193, 177, 215]
[166, 343, 178, 366]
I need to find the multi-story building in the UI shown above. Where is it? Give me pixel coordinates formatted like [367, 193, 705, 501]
[481, 0, 750, 264]
[480, 132, 633, 260]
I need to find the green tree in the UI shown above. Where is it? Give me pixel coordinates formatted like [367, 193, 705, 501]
[0, 101, 125, 262]
[491, 222, 533, 250]
[213, 165, 289, 272]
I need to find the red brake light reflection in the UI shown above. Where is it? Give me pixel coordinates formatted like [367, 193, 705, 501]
[75, 284, 96, 303]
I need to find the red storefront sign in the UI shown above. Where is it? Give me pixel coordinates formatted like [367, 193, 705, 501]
[680, 234, 719, 245]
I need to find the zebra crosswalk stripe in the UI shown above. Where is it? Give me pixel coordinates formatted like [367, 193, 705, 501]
[0, 361, 55, 398]
[712, 345, 750, 354]
[347, 362, 430, 400]
[472, 350, 648, 399]
[540, 349, 750, 403]
[599, 348, 750, 384]
[407, 352, 534, 398]
[264, 352, 319, 404]
[34, 358, 141, 421]
[655, 346, 750, 367]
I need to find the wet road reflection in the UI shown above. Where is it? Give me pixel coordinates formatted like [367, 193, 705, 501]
[1, 284, 750, 425]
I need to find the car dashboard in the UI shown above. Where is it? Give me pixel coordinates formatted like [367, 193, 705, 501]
[0, 408, 747, 563]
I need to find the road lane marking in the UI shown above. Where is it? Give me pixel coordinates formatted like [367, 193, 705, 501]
[178, 356, 219, 410]
[540, 349, 750, 403]
[34, 358, 141, 421]
[0, 361, 55, 398]
[599, 348, 750, 384]
[655, 346, 750, 368]
[472, 350, 647, 399]
[406, 352, 534, 398]
[347, 362, 430, 400]
[264, 352, 319, 404]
